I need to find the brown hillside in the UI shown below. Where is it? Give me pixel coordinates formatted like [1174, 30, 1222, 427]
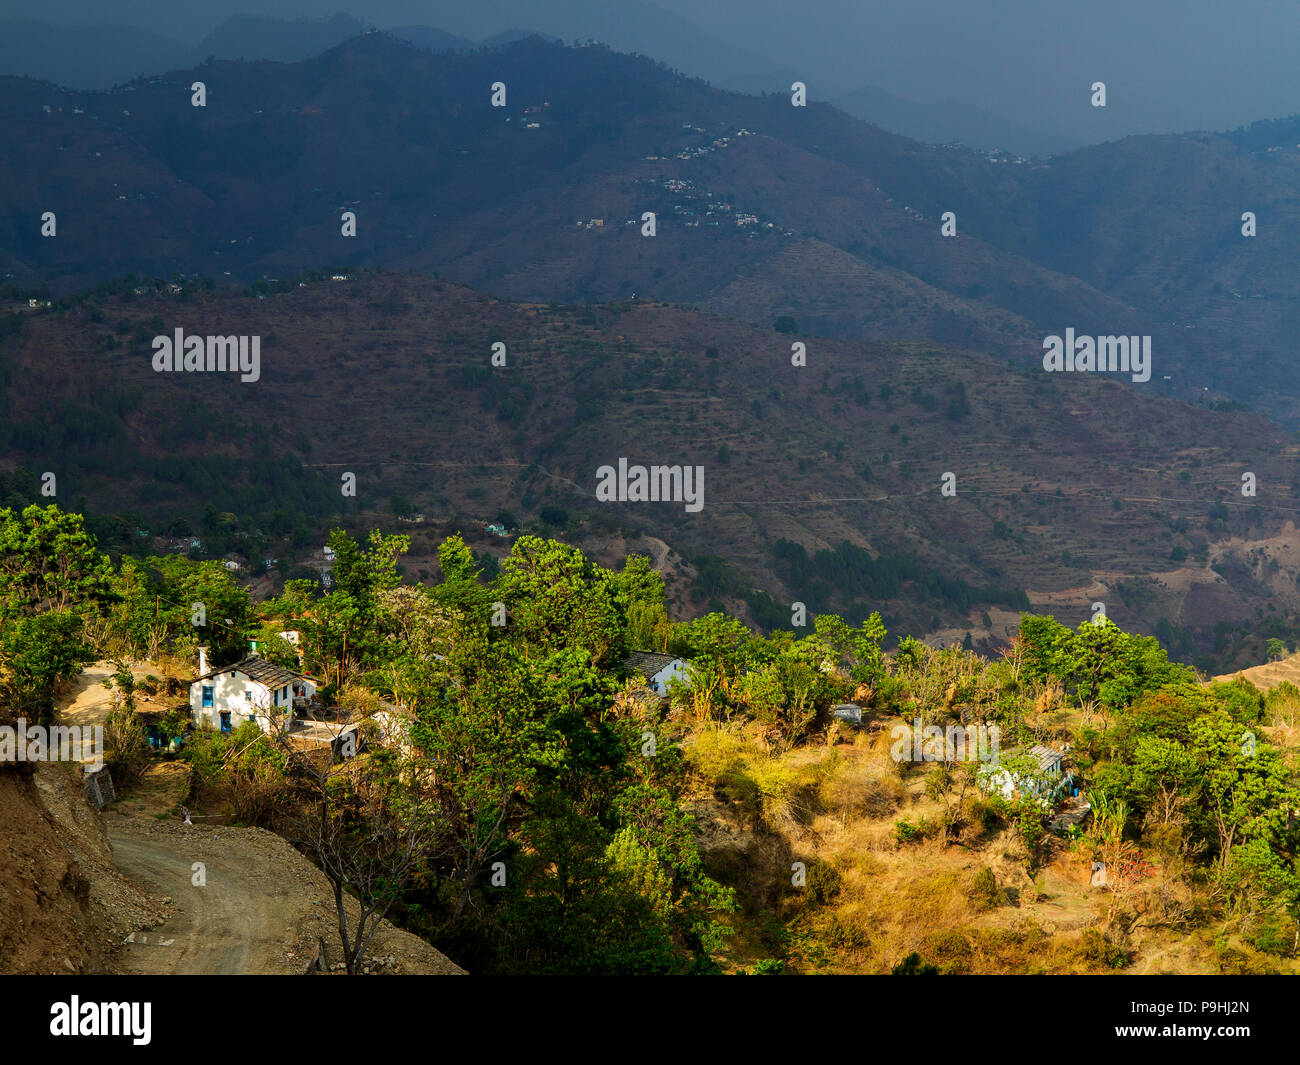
[3, 273, 1299, 646]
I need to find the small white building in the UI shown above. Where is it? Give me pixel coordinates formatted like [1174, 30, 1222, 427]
[356, 700, 414, 756]
[295, 699, 414, 757]
[189, 647, 316, 734]
[623, 651, 689, 697]
[979, 745, 1068, 808]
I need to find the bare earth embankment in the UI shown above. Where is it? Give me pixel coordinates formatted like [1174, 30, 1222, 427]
[108, 814, 465, 975]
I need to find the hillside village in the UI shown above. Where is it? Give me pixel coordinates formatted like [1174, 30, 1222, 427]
[4, 501, 1300, 976]
[6, 17, 1300, 999]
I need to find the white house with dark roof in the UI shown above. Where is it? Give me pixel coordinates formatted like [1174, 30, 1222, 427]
[189, 647, 317, 734]
[623, 650, 689, 697]
[979, 744, 1070, 807]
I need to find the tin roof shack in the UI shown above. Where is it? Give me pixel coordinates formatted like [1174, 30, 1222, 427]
[830, 704, 863, 727]
[978, 744, 1073, 809]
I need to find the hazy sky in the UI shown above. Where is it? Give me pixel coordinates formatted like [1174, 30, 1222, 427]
[3, 0, 1297, 143]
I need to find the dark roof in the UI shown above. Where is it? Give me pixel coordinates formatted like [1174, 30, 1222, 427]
[623, 651, 682, 681]
[194, 655, 311, 688]
[1027, 745, 1064, 771]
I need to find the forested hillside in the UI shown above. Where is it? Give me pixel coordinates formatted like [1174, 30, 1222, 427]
[3, 503, 1299, 974]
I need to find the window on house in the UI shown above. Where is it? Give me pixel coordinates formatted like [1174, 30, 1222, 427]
[201, 686, 214, 708]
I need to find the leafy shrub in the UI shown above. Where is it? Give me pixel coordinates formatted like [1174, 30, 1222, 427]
[1077, 928, 1131, 970]
[103, 708, 150, 783]
[924, 930, 974, 973]
[158, 708, 190, 742]
[965, 797, 1001, 836]
[817, 914, 871, 950]
[891, 952, 939, 975]
[803, 859, 842, 906]
[1015, 804, 1045, 860]
[1245, 917, 1296, 957]
[1216, 943, 1280, 975]
[969, 866, 1002, 909]
[894, 818, 935, 845]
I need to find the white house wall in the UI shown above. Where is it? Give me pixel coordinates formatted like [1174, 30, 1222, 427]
[648, 659, 688, 695]
[189, 670, 317, 731]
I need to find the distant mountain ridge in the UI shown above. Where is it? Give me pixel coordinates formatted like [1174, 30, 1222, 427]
[0, 14, 556, 90]
[4, 32, 1300, 422]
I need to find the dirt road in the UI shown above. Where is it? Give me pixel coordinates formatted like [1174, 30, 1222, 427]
[60, 661, 117, 725]
[111, 825, 292, 974]
[109, 816, 465, 975]
[58, 661, 117, 766]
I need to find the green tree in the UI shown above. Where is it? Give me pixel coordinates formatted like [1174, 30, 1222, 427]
[0, 504, 113, 614]
[0, 505, 111, 722]
[680, 612, 760, 716]
[410, 630, 563, 920]
[495, 536, 625, 669]
[327, 528, 409, 614]
[1127, 734, 1195, 828]
[1018, 614, 1192, 723]
[1188, 710, 1299, 864]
